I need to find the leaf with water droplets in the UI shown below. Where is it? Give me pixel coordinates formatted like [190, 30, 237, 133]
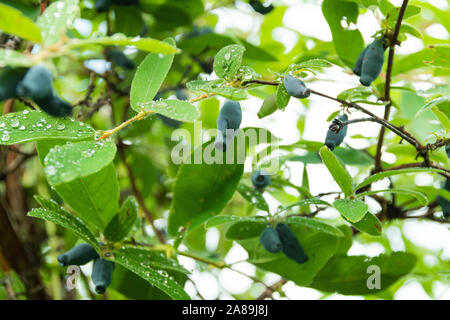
[213, 44, 245, 80]
[69, 35, 179, 54]
[0, 110, 93, 145]
[0, 48, 33, 68]
[139, 99, 199, 122]
[29, 197, 99, 250]
[37, 0, 80, 46]
[112, 248, 190, 300]
[44, 140, 116, 185]
[284, 216, 344, 237]
[130, 38, 176, 112]
[237, 183, 270, 212]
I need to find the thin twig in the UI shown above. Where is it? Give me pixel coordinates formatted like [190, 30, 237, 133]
[374, 0, 410, 172]
[117, 143, 166, 244]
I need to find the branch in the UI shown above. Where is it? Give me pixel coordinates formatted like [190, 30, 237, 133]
[117, 142, 166, 244]
[374, 0, 410, 172]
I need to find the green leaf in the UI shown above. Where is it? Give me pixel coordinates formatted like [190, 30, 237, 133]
[111, 248, 190, 300]
[139, 99, 199, 122]
[237, 66, 260, 82]
[394, 45, 450, 75]
[319, 146, 353, 197]
[309, 252, 417, 295]
[28, 203, 99, 250]
[0, 48, 33, 68]
[0, 111, 94, 145]
[431, 106, 450, 130]
[51, 163, 119, 231]
[130, 38, 176, 112]
[321, 0, 364, 68]
[237, 183, 270, 212]
[276, 82, 290, 110]
[334, 148, 374, 166]
[186, 79, 248, 100]
[0, 3, 42, 43]
[239, 225, 338, 286]
[333, 199, 368, 223]
[386, 5, 421, 27]
[287, 58, 333, 72]
[284, 216, 344, 237]
[204, 215, 254, 228]
[37, 0, 79, 46]
[213, 44, 245, 80]
[399, 23, 423, 39]
[68, 35, 179, 54]
[356, 188, 428, 206]
[415, 96, 449, 117]
[43, 140, 116, 185]
[168, 140, 244, 235]
[354, 168, 446, 192]
[225, 220, 266, 240]
[276, 198, 331, 214]
[104, 196, 139, 242]
[347, 212, 382, 236]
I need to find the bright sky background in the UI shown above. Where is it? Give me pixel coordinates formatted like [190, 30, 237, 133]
[75, 0, 450, 300]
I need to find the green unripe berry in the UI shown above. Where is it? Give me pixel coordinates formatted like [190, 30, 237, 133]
[283, 74, 310, 99]
[215, 100, 242, 151]
[91, 258, 115, 294]
[257, 93, 277, 119]
[16, 66, 53, 102]
[359, 39, 386, 87]
[57, 243, 99, 266]
[251, 170, 271, 189]
[276, 223, 308, 264]
[260, 227, 282, 253]
[0, 67, 27, 101]
[324, 114, 348, 151]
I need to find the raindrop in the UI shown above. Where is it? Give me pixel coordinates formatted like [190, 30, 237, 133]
[1, 133, 10, 142]
[56, 123, 65, 130]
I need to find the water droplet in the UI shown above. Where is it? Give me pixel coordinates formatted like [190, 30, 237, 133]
[23, 110, 30, 115]
[1, 133, 10, 142]
[19, 125, 25, 130]
[0, 122, 5, 128]
[57, 123, 65, 130]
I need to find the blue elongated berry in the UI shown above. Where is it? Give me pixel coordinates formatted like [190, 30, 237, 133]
[215, 100, 242, 151]
[108, 49, 134, 70]
[324, 114, 348, 151]
[251, 170, 271, 189]
[249, 0, 274, 14]
[37, 95, 73, 118]
[91, 258, 115, 294]
[113, 0, 138, 5]
[445, 144, 450, 159]
[276, 223, 308, 264]
[16, 65, 53, 102]
[353, 45, 369, 76]
[283, 74, 310, 99]
[260, 227, 282, 253]
[359, 39, 386, 86]
[0, 67, 27, 101]
[437, 178, 450, 218]
[57, 243, 99, 266]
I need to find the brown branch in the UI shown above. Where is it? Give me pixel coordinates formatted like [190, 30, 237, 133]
[0, 151, 37, 181]
[117, 142, 166, 244]
[374, 0, 410, 172]
[256, 279, 287, 300]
